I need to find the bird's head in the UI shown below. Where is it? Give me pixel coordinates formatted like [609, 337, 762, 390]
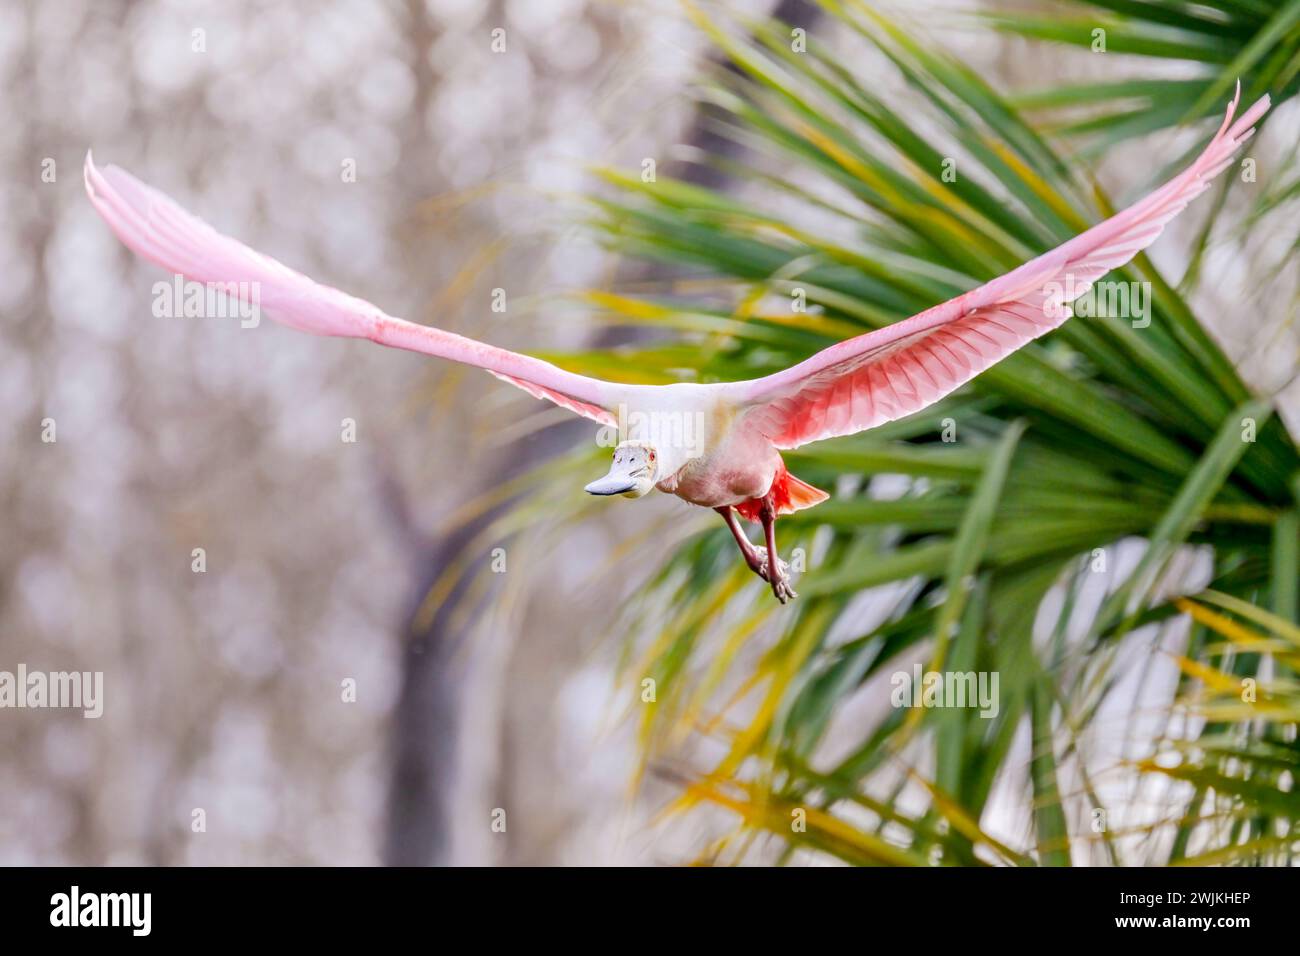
[585, 441, 658, 499]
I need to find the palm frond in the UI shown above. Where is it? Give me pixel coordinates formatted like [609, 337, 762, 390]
[496, 0, 1299, 865]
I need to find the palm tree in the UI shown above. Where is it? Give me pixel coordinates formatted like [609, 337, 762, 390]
[449, 0, 1300, 865]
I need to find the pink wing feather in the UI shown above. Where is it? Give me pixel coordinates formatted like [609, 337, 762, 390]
[728, 89, 1269, 450]
[83, 155, 622, 426]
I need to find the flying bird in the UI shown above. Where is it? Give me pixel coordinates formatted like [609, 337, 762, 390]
[85, 90, 1268, 603]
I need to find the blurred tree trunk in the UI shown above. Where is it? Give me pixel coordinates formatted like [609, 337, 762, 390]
[382, 504, 483, 866]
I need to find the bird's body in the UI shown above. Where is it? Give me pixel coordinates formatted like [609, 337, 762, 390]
[657, 416, 793, 512]
[85, 88, 1269, 602]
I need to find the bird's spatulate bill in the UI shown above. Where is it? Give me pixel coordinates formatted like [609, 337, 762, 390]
[584, 473, 639, 496]
[585, 441, 658, 497]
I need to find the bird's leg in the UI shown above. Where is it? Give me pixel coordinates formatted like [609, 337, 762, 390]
[716, 506, 770, 580]
[759, 495, 797, 604]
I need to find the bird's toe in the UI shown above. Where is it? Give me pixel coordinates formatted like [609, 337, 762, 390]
[771, 575, 797, 603]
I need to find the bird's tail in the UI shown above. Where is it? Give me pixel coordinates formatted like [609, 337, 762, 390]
[781, 470, 830, 515]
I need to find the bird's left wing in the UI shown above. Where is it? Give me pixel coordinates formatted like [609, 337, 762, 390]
[719, 89, 1268, 450]
[84, 154, 625, 426]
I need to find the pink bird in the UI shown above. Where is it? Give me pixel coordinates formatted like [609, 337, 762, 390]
[85, 90, 1268, 603]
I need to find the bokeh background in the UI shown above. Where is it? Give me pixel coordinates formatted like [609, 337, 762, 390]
[2, 0, 719, 866]
[2, 0, 1296, 866]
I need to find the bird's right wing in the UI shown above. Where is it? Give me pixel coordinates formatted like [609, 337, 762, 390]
[718, 88, 1268, 450]
[84, 154, 626, 426]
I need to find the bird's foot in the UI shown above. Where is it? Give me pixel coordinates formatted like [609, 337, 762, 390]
[752, 547, 797, 603]
[749, 546, 786, 582]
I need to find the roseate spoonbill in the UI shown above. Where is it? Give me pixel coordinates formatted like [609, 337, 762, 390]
[85, 90, 1268, 603]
